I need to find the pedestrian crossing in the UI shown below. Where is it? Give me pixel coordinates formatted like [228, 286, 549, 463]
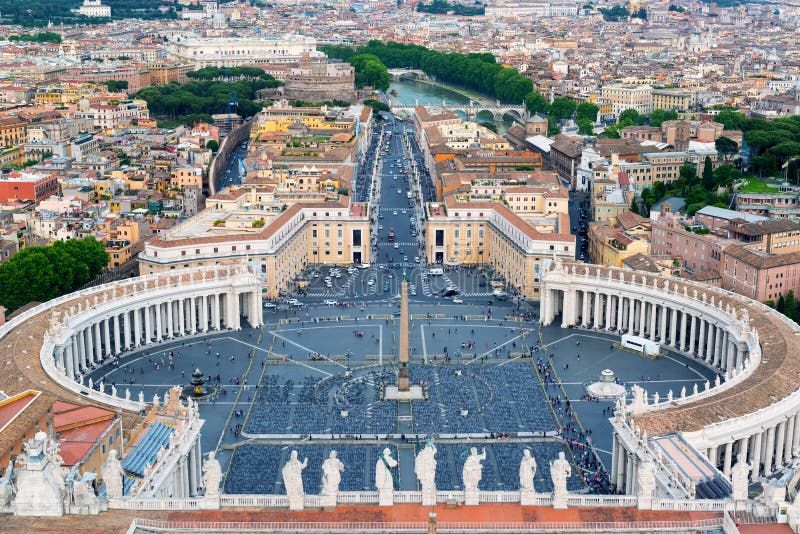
[378, 241, 418, 247]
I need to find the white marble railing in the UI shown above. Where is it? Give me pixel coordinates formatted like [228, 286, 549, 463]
[110, 491, 751, 512]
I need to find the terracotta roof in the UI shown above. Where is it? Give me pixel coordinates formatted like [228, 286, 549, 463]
[723, 245, 800, 269]
[725, 218, 800, 237]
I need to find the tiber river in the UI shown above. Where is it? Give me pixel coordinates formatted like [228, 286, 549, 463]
[388, 78, 514, 134]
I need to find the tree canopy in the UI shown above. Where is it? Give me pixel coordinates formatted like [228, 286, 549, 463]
[648, 108, 678, 127]
[133, 72, 282, 124]
[322, 41, 532, 104]
[416, 0, 485, 15]
[349, 54, 390, 91]
[0, 237, 109, 313]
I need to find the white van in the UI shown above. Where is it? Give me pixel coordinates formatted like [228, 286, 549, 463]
[429, 268, 444, 276]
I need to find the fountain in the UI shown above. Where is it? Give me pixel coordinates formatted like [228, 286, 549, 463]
[586, 369, 626, 399]
[181, 368, 216, 399]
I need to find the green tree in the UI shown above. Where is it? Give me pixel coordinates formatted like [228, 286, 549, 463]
[576, 102, 598, 122]
[550, 97, 576, 121]
[715, 136, 739, 160]
[206, 139, 219, 151]
[630, 196, 639, 214]
[782, 290, 796, 321]
[714, 110, 746, 131]
[548, 117, 561, 136]
[712, 164, 740, 186]
[702, 156, 714, 190]
[618, 108, 644, 126]
[648, 108, 678, 127]
[778, 294, 786, 317]
[602, 123, 621, 139]
[525, 92, 550, 115]
[576, 117, 594, 135]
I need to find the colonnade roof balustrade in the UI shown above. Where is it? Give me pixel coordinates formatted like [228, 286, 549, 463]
[0, 265, 260, 459]
[544, 261, 800, 437]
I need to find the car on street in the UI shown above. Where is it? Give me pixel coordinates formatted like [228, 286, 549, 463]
[452, 297, 464, 304]
[394, 243, 399, 249]
[287, 298, 300, 306]
[323, 299, 338, 306]
[263, 302, 277, 309]
[383, 283, 390, 291]
[367, 279, 375, 286]
[414, 256, 420, 263]
[393, 210, 398, 216]
[397, 189, 402, 194]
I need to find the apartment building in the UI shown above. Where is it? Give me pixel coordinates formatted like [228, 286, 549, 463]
[651, 88, 695, 111]
[651, 212, 734, 274]
[587, 211, 651, 267]
[139, 188, 370, 297]
[425, 197, 574, 297]
[601, 84, 653, 118]
[722, 245, 800, 303]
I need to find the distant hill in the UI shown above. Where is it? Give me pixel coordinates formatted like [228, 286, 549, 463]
[0, 0, 177, 27]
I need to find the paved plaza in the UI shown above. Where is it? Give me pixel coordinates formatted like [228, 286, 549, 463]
[87, 297, 716, 497]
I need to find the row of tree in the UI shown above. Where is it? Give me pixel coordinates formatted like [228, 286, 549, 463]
[416, 0, 485, 15]
[133, 69, 282, 125]
[349, 54, 391, 92]
[718, 112, 800, 178]
[321, 41, 533, 104]
[0, 0, 176, 26]
[766, 290, 800, 322]
[8, 31, 61, 43]
[0, 237, 109, 313]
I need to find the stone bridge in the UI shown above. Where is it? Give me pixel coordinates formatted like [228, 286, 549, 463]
[390, 102, 527, 122]
[387, 68, 430, 81]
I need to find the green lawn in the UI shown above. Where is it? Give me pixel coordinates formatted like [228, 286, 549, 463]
[738, 178, 780, 194]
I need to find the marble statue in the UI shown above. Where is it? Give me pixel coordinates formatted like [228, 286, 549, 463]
[321, 451, 345, 496]
[415, 442, 437, 492]
[415, 442, 437, 505]
[202, 452, 222, 498]
[519, 449, 537, 492]
[463, 447, 486, 491]
[138, 391, 145, 404]
[375, 448, 397, 492]
[101, 450, 123, 499]
[731, 454, 750, 500]
[550, 452, 572, 499]
[282, 450, 307, 510]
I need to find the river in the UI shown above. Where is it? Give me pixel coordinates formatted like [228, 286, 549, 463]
[388, 78, 514, 133]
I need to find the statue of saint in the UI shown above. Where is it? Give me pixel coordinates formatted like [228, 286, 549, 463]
[375, 448, 397, 491]
[462, 447, 486, 491]
[101, 449, 124, 499]
[731, 453, 750, 500]
[203, 451, 222, 497]
[550, 452, 572, 498]
[282, 450, 308, 499]
[415, 442, 437, 493]
[321, 450, 345, 496]
[519, 449, 537, 492]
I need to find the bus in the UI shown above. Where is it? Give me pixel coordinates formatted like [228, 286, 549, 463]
[620, 334, 660, 356]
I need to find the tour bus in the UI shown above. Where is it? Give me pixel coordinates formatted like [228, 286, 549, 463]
[620, 334, 660, 356]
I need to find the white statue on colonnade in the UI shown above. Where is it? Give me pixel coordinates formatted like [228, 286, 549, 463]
[282, 450, 307, 510]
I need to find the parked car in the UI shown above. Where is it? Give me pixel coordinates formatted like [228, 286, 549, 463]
[452, 297, 464, 304]
[323, 299, 338, 306]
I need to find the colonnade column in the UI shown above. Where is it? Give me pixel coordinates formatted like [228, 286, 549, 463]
[688, 314, 696, 354]
[764, 425, 776, 475]
[65, 342, 75, 378]
[697, 319, 706, 359]
[723, 441, 734, 475]
[144, 305, 152, 343]
[178, 298, 185, 337]
[776, 421, 786, 468]
[85, 326, 94, 368]
[166, 300, 174, 338]
[113, 314, 121, 355]
[581, 291, 590, 327]
[103, 319, 111, 358]
[77, 329, 87, 372]
[713, 326, 723, 367]
[155, 302, 163, 341]
[123, 310, 132, 349]
[201, 295, 209, 332]
[616, 296, 624, 332]
[751, 431, 763, 480]
[627, 297, 635, 334]
[134, 308, 142, 346]
[593, 292, 601, 329]
[190, 297, 198, 334]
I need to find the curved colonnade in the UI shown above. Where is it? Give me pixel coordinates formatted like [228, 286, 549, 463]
[540, 259, 800, 491]
[0, 266, 263, 446]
